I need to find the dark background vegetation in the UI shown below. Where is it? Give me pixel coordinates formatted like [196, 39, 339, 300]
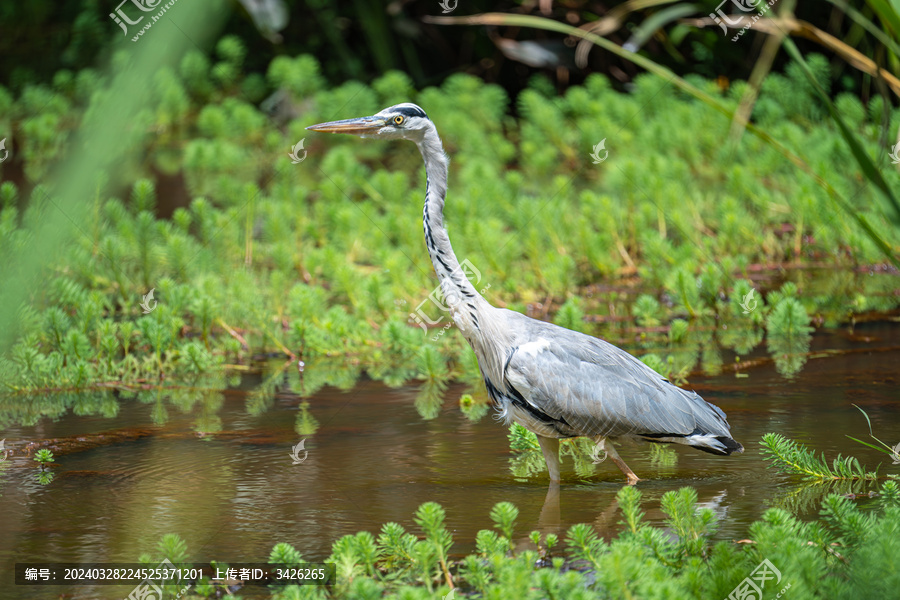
[0, 1, 877, 101]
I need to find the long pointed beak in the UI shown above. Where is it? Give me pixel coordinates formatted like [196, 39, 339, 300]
[306, 116, 385, 136]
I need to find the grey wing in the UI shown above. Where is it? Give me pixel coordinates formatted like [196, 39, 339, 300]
[503, 326, 734, 441]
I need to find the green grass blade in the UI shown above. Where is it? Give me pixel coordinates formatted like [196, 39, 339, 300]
[847, 436, 893, 456]
[624, 4, 699, 52]
[853, 403, 876, 435]
[782, 37, 900, 226]
[825, 0, 900, 58]
[868, 0, 900, 37]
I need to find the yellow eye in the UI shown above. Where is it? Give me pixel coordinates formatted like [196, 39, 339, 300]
[393, 115, 404, 125]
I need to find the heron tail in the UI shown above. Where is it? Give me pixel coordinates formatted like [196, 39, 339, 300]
[682, 432, 744, 456]
[640, 429, 744, 455]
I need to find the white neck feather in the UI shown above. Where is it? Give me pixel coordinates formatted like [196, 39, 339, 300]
[417, 125, 484, 312]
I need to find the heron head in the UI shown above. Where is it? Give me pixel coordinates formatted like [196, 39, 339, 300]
[306, 103, 431, 142]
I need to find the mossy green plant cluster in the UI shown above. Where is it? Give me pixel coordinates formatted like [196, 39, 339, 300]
[1, 40, 898, 394]
[142, 479, 900, 600]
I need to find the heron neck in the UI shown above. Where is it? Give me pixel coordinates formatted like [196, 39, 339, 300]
[416, 125, 505, 387]
[417, 126, 483, 305]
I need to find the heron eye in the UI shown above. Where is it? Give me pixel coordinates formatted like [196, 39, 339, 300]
[393, 115, 404, 125]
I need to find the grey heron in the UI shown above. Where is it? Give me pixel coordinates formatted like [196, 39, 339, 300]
[307, 103, 743, 484]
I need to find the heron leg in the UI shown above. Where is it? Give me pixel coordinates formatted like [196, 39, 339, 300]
[536, 435, 561, 482]
[593, 437, 640, 485]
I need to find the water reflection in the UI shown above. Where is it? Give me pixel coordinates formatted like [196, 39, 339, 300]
[719, 318, 764, 356]
[459, 393, 490, 422]
[415, 379, 447, 420]
[648, 444, 678, 471]
[770, 478, 879, 515]
[623, 297, 820, 383]
[295, 402, 319, 436]
[766, 323, 813, 379]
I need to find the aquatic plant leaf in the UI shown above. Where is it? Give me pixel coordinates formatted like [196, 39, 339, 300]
[761, 433, 878, 481]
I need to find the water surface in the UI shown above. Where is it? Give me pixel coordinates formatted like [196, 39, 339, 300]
[1, 322, 898, 599]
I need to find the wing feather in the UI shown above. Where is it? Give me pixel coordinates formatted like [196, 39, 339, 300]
[503, 315, 733, 441]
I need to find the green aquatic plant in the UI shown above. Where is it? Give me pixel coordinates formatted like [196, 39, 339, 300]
[489, 501, 519, 550]
[528, 530, 559, 563]
[414, 502, 454, 589]
[663, 319, 698, 385]
[376, 522, 417, 574]
[661, 487, 718, 560]
[761, 433, 879, 481]
[508, 423, 642, 479]
[720, 319, 764, 358]
[135, 533, 199, 599]
[33, 448, 53, 469]
[552, 297, 588, 334]
[639, 353, 670, 379]
[414, 345, 449, 383]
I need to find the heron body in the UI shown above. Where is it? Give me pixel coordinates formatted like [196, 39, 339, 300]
[308, 103, 743, 484]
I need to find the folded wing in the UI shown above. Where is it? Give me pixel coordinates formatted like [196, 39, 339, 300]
[503, 318, 739, 453]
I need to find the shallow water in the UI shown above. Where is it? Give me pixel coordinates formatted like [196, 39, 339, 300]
[1, 321, 899, 599]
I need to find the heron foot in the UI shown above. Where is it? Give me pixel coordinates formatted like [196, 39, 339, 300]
[593, 437, 641, 484]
